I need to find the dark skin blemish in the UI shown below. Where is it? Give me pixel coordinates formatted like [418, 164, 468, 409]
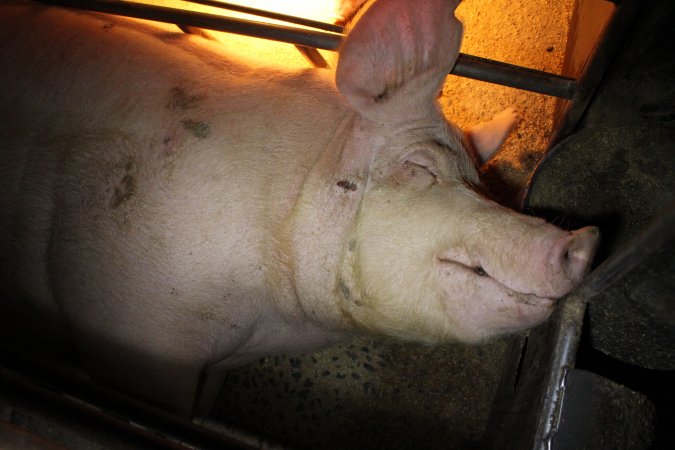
[338, 279, 351, 300]
[168, 87, 206, 111]
[181, 119, 211, 139]
[111, 174, 135, 208]
[337, 180, 357, 192]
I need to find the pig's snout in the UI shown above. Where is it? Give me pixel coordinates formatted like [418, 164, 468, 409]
[547, 226, 600, 296]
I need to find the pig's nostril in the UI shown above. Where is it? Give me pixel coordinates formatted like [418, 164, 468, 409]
[552, 226, 601, 289]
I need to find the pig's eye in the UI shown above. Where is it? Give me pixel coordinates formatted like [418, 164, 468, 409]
[403, 160, 437, 178]
[392, 148, 441, 188]
[399, 160, 438, 188]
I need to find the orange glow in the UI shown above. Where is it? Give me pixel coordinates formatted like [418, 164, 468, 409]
[131, 0, 341, 68]
[222, 0, 341, 24]
[134, 0, 341, 24]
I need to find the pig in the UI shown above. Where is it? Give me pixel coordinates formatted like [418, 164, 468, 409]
[0, 0, 599, 417]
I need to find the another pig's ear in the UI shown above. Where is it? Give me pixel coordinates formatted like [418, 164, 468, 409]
[466, 107, 520, 163]
[336, 0, 463, 121]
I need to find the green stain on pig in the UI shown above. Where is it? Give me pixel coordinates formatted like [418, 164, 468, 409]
[339, 279, 351, 300]
[168, 87, 206, 111]
[181, 119, 211, 139]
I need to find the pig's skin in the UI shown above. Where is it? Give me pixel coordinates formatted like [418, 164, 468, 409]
[0, 0, 598, 416]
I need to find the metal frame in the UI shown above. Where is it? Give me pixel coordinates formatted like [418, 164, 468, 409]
[35, 0, 577, 99]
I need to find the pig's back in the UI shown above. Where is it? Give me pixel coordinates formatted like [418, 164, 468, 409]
[0, 2, 348, 337]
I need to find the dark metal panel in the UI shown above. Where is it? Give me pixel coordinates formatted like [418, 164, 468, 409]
[0, 347, 262, 450]
[550, 369, 654, 450]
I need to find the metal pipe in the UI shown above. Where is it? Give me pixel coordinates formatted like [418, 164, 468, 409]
[181, 0, 343, 33]
[34, 0, 577, 99]
[294, 45, 330, 68]
[34, 0, 344, 49]
[579, 198, 675, 298]
[181, 0, 577, 94]
[452, 54, 576, 99]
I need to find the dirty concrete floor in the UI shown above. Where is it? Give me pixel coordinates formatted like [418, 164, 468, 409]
[204, 1, 576, 449]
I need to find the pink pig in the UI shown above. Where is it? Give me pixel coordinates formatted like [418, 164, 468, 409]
[0, 0, 598, 416]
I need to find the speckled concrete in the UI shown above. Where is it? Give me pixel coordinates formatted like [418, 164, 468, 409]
[207, 337, 512, 449]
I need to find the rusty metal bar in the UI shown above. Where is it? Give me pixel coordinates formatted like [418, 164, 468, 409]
[34, 0, 577, 98]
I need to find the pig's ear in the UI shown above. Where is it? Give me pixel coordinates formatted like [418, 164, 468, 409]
[336, 0, 463, 121]
[466, 107, 520, 163]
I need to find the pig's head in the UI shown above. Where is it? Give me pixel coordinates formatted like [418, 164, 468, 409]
[285, 0, 599, 343]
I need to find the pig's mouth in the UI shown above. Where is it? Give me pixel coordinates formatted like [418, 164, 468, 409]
[435, 257, 557, 309]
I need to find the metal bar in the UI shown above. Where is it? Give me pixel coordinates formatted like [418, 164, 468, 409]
[484, 199, 675, 450]
[35, 0, 344, 50]
[294, 45, 330, 68]
[183, 0, 576, 97]
[480, 294, 588, 450]
[0, 346, 259, 450]
[34, 0, 577, 98]
[579, 198, 675, 298]
[532, 199, 675, 450]
[452, 54, 576, 99]
[181, 0, 343, 33]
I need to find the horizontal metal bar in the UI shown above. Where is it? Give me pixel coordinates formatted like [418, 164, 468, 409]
[34, 0, 577, 98]
[452, 53, 576, 99]
[181, 0, 343, 33]
[36, 0, 344, 49]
